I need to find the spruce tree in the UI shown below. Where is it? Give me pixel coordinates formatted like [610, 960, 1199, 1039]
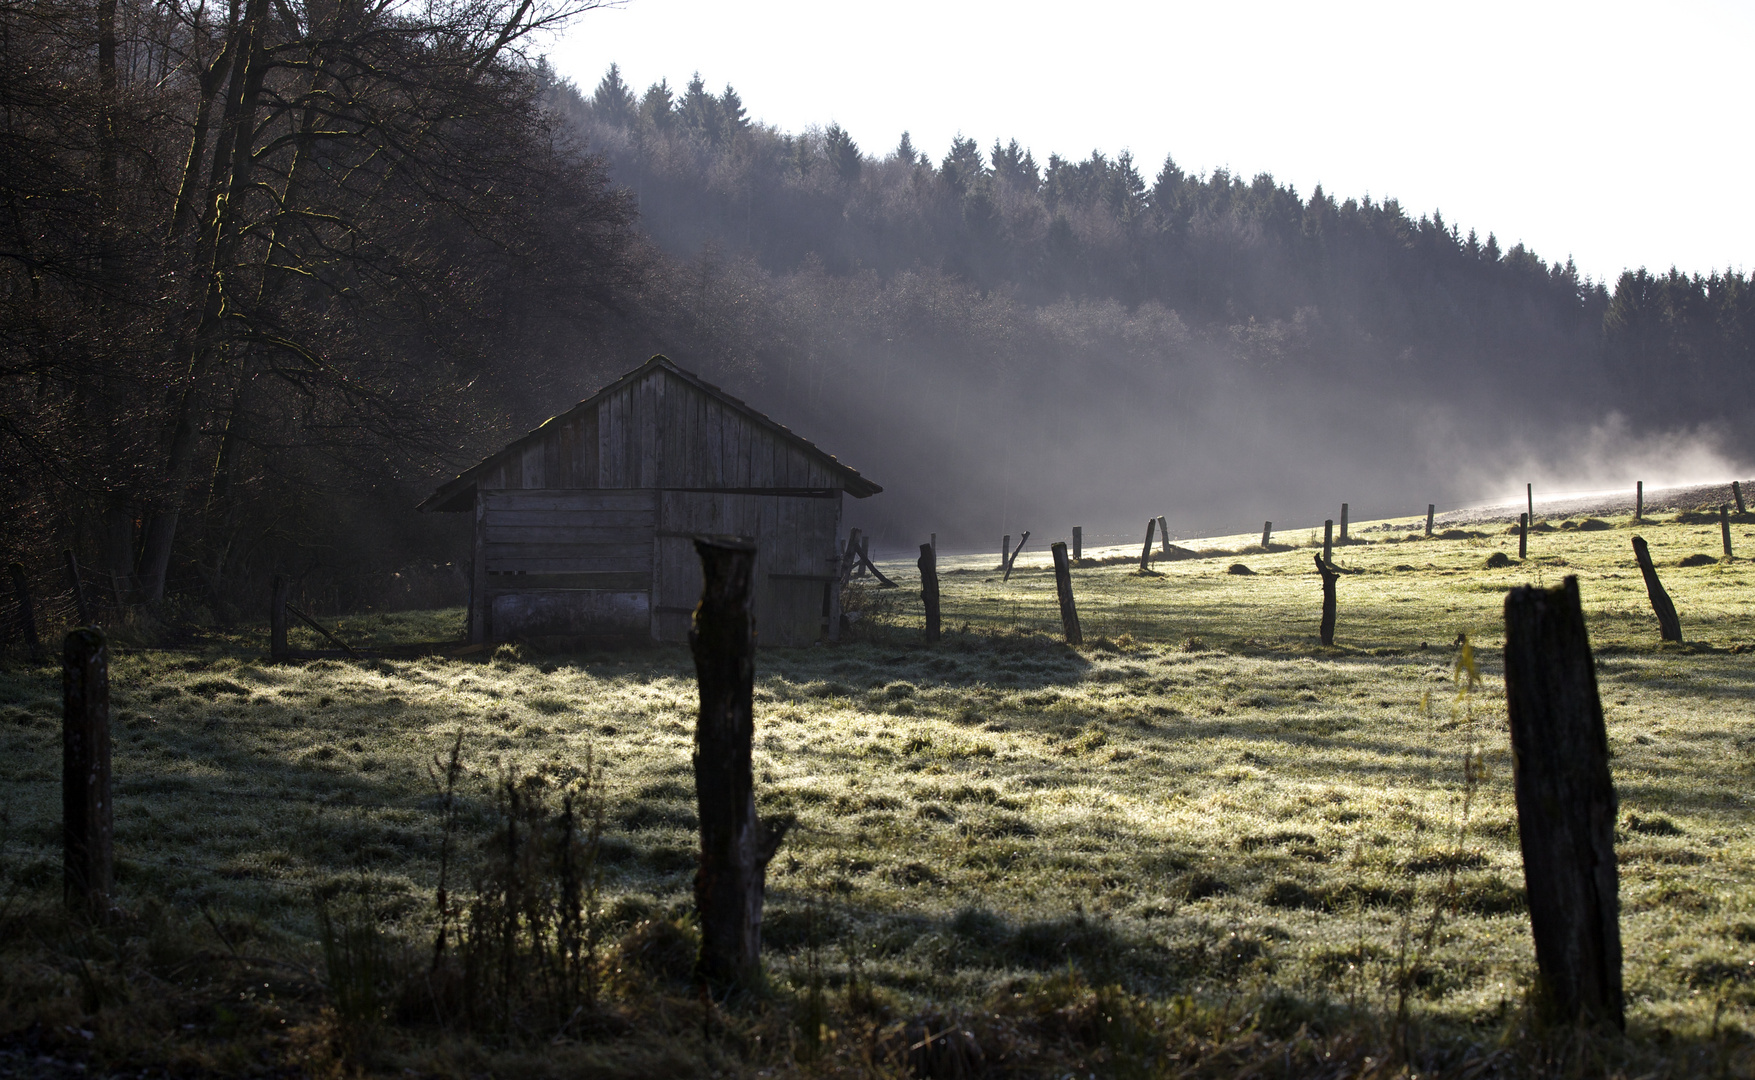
[591, 64, 636, 126]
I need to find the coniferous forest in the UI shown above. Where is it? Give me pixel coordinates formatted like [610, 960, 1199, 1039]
[3, 12, 1750, 616]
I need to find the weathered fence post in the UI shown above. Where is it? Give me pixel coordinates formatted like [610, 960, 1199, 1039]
[840, 528, 863, 585]
[1003, 531, 1030, 582]
[1502, 577, 1624, 1030]
[270, 574, 290, 660]
[1634, 481, 1643, 522]
[1000, 535, 1010, 572]
[1722, 506, 1734, 558]
[1050, 542, 1081, 646]
[1262, 521, 1272, 548]
[1071, 527, 1082, 561]
[1426, 504, 1435, 537]
[1139, 518, 1157, 573]
[853, 536, 870, 578]
[1321, 520, 1333, 565]
[63, 628, 112, 920]
[1735, 481, 1746, 515]
[1157, 516, 1171, 556]
[1519, 513, 1529, 561]
[1314, 555, 1338, 646]
[10, 562, 43, 662]
[1527, 482, 1534, 525]
[1630, 536, 1682, 643]
[918, 543, 940, 644]
[1339, 503, 1349, 542]
[63, 550, 93, 626]
[690, 537, 787, 990]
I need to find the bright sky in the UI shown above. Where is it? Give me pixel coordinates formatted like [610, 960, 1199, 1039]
[546, 0, 1751, 285]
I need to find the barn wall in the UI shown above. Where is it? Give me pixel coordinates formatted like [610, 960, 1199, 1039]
[475, 488, 653, 640]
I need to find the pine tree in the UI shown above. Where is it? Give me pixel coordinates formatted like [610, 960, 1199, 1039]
[825, 124, 861, 182]
[720, 84, 750, 137]
[940, 135, 986, 195]
[641, 79, 674, 132]
[679, 73, 722, 143]
[895, 131, 917, 164]
[591, 63, 636, 126]
[991, 139, 1039, 191]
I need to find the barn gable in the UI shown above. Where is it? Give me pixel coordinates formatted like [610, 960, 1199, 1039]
[420, 355, 880, 646]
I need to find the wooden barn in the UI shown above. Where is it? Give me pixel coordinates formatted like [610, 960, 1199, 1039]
[419, 355, 882, 646]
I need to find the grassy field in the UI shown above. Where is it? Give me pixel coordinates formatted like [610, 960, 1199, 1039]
[2, 508, 1754, 1077]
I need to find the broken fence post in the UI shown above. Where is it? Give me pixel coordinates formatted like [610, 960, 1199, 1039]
[10, 562, 43, 662]
[1262, 521, 1272, 548]
[1139, 518, 1156, 573]
[1321, 520, 1333, 565]
[1003, 531, 1030, 582]
[1634, 481, 1643, 522]
[1339, 503, 1349, 542]
[1314, 555, 1338, 646]
[690, 537, 788, 990]
[1723, 506, 1734, 558]
[1050, 541, 1081, 646]
[853, 536, 869, 578]
[1502, 577, 1624, 1031]
[839, 528, 863, 586]
[270, 574, 290, 660]
[63, 550, 93, 626]
[1630, 536, 1682, 643]
[63, 627, 112, 921]
[1426, 504, 1435, 537]
[1071, 527, 1082, 561]
[1519, 513, 1528, 561]
[1157, 516, 1171, 556]
[918, 543, 940, 644]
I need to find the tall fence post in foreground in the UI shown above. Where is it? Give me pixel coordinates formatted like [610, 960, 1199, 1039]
[1426, 504, 1435, 537]
[1339, 503, 1349, 542]
[1003, 531, 1030, 582]
[63, 550, 93, 626]
[1314, 555, 1338, 646]
[1321, 520, 1333, 565]
[1634, 481, 1643, 522]
[1519, 513, 1529, 561]
[1734, 481, 1747, 515]
[1138, 518, 1157, 573]
[918, 543, 940, 644]
[10, 562, 43, 662]
[1050, 542, 1081, 646]
[1071, 527, 1082, 561]
[270, 574, 290, 660]
[1503, 577, 1624, 1031]
[1157, 516, 1171, 556]
[1630, 537, 1682, 643]
[690, 537, 787, 990]
[1262, 522, 1272, 548]
[63, 628, 112, 920]
[1722, 506, 1734, 558]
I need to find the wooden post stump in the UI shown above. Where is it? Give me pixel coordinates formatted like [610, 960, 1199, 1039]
[1502, 577, 1624, 1030]
[1139, 518, 1156, 573]
[690, 538, 787, 990]
[1321, 520, 1333, 565]
[1519, 513, 1528, 561]
[1157, 516, 1171, 556]
[63, 550, 93, 626]
[1426, 504, 1435, 537]
[10, 562, 43, 662]
[1314, 555, 1338, 646]
[1735, 481, 1747, 515]
[1050, 542, 1081, 646]
[1071, 527, 1082, 561]
[1635, 481, 1643, 522]
[63, 628, 112, 920]
[1630, 536, 1682, 643]
[270, 574, 290, 660]
[918, 543, 940, 644]
[1339, 503, 1349, 542]
[1003, 531, 1029, 582]
[1722, 505, 1733, 558]
[1262, 521, 1272, 548]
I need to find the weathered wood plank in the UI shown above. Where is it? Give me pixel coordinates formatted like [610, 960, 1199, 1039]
[484, 488, 656, 512]
[521, 442, 544, 488]
[483, 542, 654, 561]
[484, 511, 655, 529]
[483, 525, 653, 544]
[491, 590, 650, 637]
[485, 556, 654, 574]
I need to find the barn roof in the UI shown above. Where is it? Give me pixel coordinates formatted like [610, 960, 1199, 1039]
[418, 355, 882, 512]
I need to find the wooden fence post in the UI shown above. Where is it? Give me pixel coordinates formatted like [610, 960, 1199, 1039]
[1262, 521, 1272, 548]
[1721, 506, 1733, 558]
[1339, 503, 1349, 542]
[10, 562, 43, 662]
[1502, 577, 1624, 1031]
[1003, 531, 1030, 581]
[1321, 520, 1333, 565]
[270, 574, 290, 660]
[930, 533, 937, 557]
[63, 550, 93, 626]
[1735, 481, 1746, 515]
[1071, 527, 1082, 561]
[853, 536, 869, 578]
[690, 537, 787, 990]
[1630, 536, 1682, 643]
[1519, 513, 1529, 561]
[1157, 516, 1171, 556]
[1050, 542, 1081, 646]
[1634, 481, 1643, 522]
[1315, 555, 1338, 646]
[1527, 482, 1534, 525]
[1000, 535, 1010, 572]
[918, 543, 940, 644]
[1426, 504, 1435, 537]
[840, 528, 863, 586]
[1139, 518, 1157, 573]
[63, 627, 112, 920]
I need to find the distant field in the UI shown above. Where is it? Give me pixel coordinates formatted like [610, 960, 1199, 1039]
[2, 507, 1753, 1074]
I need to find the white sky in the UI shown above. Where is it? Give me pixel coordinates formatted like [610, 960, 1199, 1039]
[545, 0, 1752, 285]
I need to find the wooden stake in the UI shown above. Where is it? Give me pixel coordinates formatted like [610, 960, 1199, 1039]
[1502, 577, 1624, 1031]
[1321, 520, 1333, 565]
[63, 627, 112, 920]
[839, 528, 862, 586]
[1339, 503, 1349, 542]
[1003, 531, 1030, 582]
[1630, 536, 1681, 643]
[853, 536, 869, 578]
[1527, 483, 1534, 526]
[1426, 504, 1435, 537]
[63, 550, 93, 626]
[1262, 521, 1272, 548]
[1721, 505, 1733, 558]
[1139, 518, 1156, 573]
[1314, 555, 1338, 646]
[1634, 481, 1643, 522]
[1050, 541, 1081, 646]
[1157, 516, 1171, 556]
[918, 544, 940, 644]
[1735, 481, 1747, 515]
[690, 537, 787, 990]
[1071, 527, 1082, 561]
[270, 574, 290, 661]
[1519, 513, 1528, 561]
[1000, 535, 1010, 573]
[10, 562, 43, 662]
